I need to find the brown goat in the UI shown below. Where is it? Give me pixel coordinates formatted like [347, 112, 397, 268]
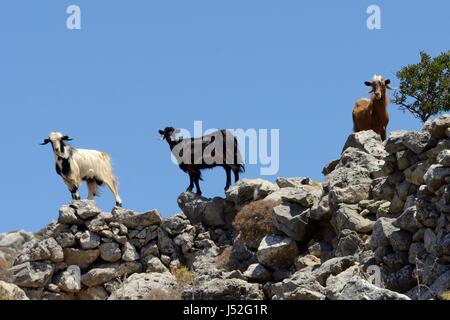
[352, 75, 393, 141]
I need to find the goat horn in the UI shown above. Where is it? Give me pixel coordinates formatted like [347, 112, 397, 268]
[386, 85, 397, 90]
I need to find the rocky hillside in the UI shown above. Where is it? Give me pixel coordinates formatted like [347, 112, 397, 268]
[1, 115, 449, 300]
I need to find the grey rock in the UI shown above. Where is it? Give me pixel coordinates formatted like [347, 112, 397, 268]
[56, 265, 81, 293]
[10, 262, 54, 288]
[389, 230, 412, 252]
[225, 179, 279, 206]
[368, 218, 398, 249]
[332, 276, 410, 300]
[55, 232, 76, 248]
[424, 228, 437, 254]
[58, 205, 81, 225]
[424, 164, 450, 193]
[268, 270, 325, 300]
[309, 195, 331, 221]
[161, 213, 189, 236]
[109, 272, 178, 300]
[408, 243, 426, 264]
[265, 186, 323, 208]
[0, 231, 35, 250]
[70, 200, 101, 220]
[141, 241, 159, 259]
[332, 205, 373, 234]
[294, 254, 321, 270]
[243, 263, 272, 283]
[404, 161, 430, 186]
[77, 286, 108, 300]
[81, 267, 116, 287]
[16, 237, 64, 264]
[335, 229, 364, 257]
[183, 278, 264, 300]
[329, 183, 371, 206]
[437, 149, 450, 166]
[99, 243, 122, 262]
[342, 130, 388, 159]
[79, 231, 100, 250]
[312, 256, 356, 286]
[0, 281, 29, 300]
[157, 228, 175, 255]
[393, 206, 423, 233]
[272, 203, 313, 241]
[64, 248, 100, 269]
[429, 114, 450, 139]
[122, 242, 140, 262]
[142, 255, 168, 273]
[276, 177, 314, 188]
[112, 208, 162, 228]
[256, 235, 298, 269]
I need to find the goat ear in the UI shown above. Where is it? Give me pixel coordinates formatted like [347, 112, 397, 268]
[158, 130, 165, 135]
[364, 81, 372, 87]
[61, 136, 73, 141]
[40, 139, 50, 145]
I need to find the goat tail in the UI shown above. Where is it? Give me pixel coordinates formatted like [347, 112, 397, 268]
[238, 164, 245, 173]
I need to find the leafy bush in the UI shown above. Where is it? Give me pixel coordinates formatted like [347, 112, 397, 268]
[393, 51, 449, 122]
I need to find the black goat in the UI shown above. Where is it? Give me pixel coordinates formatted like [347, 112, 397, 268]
[159, 127, 245, 195]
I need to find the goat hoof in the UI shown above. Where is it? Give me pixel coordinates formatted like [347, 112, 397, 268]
[116, 202, 122, 207]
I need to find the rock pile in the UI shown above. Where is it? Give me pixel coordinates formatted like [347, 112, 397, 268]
[0, 114, 449, 300]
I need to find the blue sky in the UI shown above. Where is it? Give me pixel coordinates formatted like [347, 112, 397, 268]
[0, 1, 448, 232]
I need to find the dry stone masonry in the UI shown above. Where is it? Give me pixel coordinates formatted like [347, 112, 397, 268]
[0, 114, 449, 300]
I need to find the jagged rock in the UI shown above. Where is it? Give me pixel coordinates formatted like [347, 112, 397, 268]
[312, 256, 356, 285]
[141, 241, 159, 259]
[322, 159, 340, 175]
[173, 232, 194, 255]
[99, 243, 122, 262]
[77, 286, 108, 300]
[56, 265, 81, 293]
[368, 218, 397, 249]
[122, 242, 140, 262]
[142, 255, 168, 273]
[424, 164, 450, 193]
[389, 229, 412, 252]
[332, 275, 410, 300]
[81, 267, 116, 287]
[256, 235, 298, 269]
[429, 114, 450, 139]
[265, 186, 322, 208]
[372, 177, 395, 201]
[225, 179, 279, 206]
[343, 130, 388, 159]
[272, 203, 313, 241]
[386, 130, 432, 155]
[341, 147, 386, 178]
[404, 161, 429, 186]
[55, 232, 75, 248]
[310, 195, 331, 221]
[16, 237, 64, 264]
[332, 205, 373, 234]
[243, 263, 272, 283]
[64, 248, 100, 269]
[58, 205, 81, 225]
[70, 200, 101, 220]
[384, 265, 416, 293]
[157, 229, 175, 255]
[109, 272, 178, 300]
[0, 281, 29, 300]
[177, 192, 209, 224]
[437, 233, 450, 257]
[424, 228, 437, 254]
[203, 197, 225, 227]
[329, 183, 371, 206]
[294, 254, 321, 270]
[437, 150, 450, 166]
[79, 231, 100, 250]
[411, 270, 450, 300]
[183, 277, 264, 300]
[335, 229, 364, 257]
[10, 262, 54, 288]
[276, 177, 312, 188]
[408, 243, 426, 264]
[393, 205, 423, 233]
[0, 231, 35, 249]
[161, 213, 189, 236]
[268, 270, 325, 300]
[112, 208, 162, 229]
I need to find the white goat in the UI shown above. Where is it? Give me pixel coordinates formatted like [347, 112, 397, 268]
[41, 132, 122, 207]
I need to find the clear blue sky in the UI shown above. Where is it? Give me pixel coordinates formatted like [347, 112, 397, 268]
[0, 1, 448, 232]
